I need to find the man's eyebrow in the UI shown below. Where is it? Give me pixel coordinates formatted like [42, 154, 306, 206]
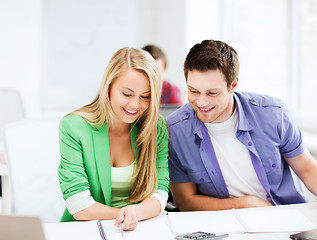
[187, 85, 218, 91]
[187, 85, 198, 90]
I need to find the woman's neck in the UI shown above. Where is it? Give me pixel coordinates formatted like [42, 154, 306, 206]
[109, 121, 130, 135]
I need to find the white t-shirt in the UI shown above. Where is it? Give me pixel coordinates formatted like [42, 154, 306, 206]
[204, 108, 272, 203]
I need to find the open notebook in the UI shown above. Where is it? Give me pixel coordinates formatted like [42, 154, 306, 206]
[44, 217, 174, 240]
[43, 206, 317, 240]
[167, 207, 317, 234]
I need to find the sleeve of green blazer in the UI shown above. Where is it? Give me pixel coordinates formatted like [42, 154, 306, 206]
[58, 114, 108, 222]
[155, 116, 170, 193]
[58, 114, 169, 222]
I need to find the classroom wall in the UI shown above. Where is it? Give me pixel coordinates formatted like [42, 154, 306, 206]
[0, 0, 188, 117]
[137, 0, 187, 94]
[0, 0, 42, 117]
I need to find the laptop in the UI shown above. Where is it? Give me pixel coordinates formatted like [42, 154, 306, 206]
[159, 104, 181, 117]
[0, 215, 46, 240]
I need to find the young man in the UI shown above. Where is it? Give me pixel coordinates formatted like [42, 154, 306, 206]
[167, 40, 317, 211]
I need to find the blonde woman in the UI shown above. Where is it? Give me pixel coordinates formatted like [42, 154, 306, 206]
[58, 47, 169, 231]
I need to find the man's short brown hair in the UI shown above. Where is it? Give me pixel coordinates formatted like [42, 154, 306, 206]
[184, 40, 239, 88]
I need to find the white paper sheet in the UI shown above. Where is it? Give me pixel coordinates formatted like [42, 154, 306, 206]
[168, 210, 244, 234]
[100, 217, 175, 240]
[168, 207, 317, 234]
[237, 207, 317, 233]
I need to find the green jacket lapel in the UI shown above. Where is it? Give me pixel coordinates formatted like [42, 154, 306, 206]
[92, 124, 111, 205]
[92, 123, 139, 206]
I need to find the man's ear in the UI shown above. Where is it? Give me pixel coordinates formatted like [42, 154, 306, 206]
[230, 77, 238, 93]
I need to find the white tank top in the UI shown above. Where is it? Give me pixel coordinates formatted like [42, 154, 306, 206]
[110, 160, 136, 208]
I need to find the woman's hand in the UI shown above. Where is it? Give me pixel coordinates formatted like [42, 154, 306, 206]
[114, 205, 139, 231]
[114, 196, 161, 231]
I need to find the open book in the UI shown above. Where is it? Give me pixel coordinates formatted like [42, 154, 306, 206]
[43, 206, 317, 240]
[167, 207, 317, 234]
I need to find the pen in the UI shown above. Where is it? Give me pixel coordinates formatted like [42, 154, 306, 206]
[165, 212, 177, 237]
[120, 222, 123, 239]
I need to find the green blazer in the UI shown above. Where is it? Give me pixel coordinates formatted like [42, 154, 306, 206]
[58, 114, 169, 222]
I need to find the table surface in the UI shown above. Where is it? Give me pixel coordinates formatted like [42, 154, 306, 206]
[43, 202, 317, 240]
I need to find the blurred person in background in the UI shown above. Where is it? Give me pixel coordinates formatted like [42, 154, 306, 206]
[142, 44, 183, 106]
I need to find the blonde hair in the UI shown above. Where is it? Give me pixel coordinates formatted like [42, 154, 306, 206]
[70, 47, 162, 202]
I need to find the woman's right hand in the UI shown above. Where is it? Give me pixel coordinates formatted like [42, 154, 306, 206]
[115, 205, 139, 231]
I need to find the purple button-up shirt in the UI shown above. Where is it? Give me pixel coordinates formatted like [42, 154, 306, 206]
[167, 91, 308, 205]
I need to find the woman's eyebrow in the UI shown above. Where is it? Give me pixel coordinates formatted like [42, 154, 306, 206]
[122, 87, 151, 94]
[122, 87, 134, 92]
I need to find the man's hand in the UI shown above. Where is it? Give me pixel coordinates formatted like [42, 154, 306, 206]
[171, 181, 273, 211]
[237, 195, 273, 208]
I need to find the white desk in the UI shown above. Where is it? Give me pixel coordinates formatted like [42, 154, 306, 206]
[43, 202, 317, 240]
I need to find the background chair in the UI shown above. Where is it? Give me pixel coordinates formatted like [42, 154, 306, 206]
[0, 88, 25, 155]
[4, 116, 65, 223]
[0, 88, 25, 212]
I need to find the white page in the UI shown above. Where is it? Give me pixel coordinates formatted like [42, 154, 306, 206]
[237, 207, 317, 233]
[168, 207, 317, 234]
[101, 216, 175, 240]
[43, 220, 101, 240]
[168, 210, 245, 234]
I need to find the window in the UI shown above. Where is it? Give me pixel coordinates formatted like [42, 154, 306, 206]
[301, 0, 317, 116]
[186, 0, 317, 118]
